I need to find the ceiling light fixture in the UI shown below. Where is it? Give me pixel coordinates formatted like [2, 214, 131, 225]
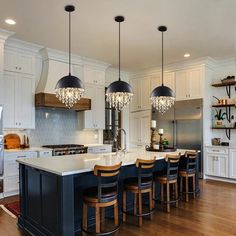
[55, 5, 84, 108]
[106, 16, 133, 111]
[184, 53, 190, 58]
[5, 18, 16, 25]
[150, 26, 175, 114]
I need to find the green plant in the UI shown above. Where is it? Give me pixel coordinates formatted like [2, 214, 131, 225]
[214, 109, 226, 120]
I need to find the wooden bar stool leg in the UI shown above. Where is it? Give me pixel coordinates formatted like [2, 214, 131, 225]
[95, 206, 100, 234]
[175, 182, 178, 207]
[160, 183, 164, 202]
[138, 190, 142, 226]
[101, 207, 105, 229]
[114, 201, 119, 226]
[193, 175, 196, 199]
[82, 203, 87, 236]
[166, 182, 170, 213]
[185, 176, 189, 202]
[180, 176, 183, 198]
[134, 192, 137, 215]
[123, 190, 126, 222]
[152, 182, 155, 208]
[149, 190, 153, 220]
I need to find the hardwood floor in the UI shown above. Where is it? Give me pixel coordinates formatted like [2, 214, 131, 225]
[0, 180, 236, 236]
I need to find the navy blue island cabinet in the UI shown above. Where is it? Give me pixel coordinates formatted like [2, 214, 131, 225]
[18, 157, 199, 236]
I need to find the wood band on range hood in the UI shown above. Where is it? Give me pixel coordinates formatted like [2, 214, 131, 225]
[35, 93, 91, 111]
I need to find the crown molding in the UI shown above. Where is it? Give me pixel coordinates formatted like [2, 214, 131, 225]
[0, 28, 14, 43]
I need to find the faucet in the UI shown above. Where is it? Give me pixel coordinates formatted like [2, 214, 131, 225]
[114, 128, 127, 153]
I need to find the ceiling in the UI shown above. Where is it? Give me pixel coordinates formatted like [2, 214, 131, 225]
[0, 0, 236, 71]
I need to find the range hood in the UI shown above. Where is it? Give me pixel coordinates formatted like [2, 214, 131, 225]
[36, 48, 91, 111]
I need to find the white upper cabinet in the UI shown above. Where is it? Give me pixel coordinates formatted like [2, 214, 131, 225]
[130, 110, 151, 146]
[84, 66, 105, 86]
[175, 67, 203, 101]
[3, 72, 35, 129]
[130, 76, 151, 112]
[4, 50, 35, 75]
[78, 84, 105, 130]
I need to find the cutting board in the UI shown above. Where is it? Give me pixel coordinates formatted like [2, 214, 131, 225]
[4, 134, 21, 149]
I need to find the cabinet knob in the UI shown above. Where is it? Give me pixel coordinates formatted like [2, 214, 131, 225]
[19, 67, 22, 70]
[15, 66, 18, 70]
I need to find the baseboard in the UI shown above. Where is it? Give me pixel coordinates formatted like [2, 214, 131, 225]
[3, 190, 19, 198]
[205, 175, 236, 184]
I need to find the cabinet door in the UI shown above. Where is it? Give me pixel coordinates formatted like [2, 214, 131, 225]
[217, 155, 228, 178]
[229, 149, 236, 179]
[206, 154, 218, 176]
[150, 74, 161, 92]
[189, 68, 202, 99]
[130, 113, 141, 144]
[140, 111, 151, 144]
[15, 74, 35, 129]
[130, 79, 140, 112]
[82, 84, 94, 128]
[3, 72, 16, 128]
[175, 70, 188, 101]
[94, 86, 105, 129]
[164, 72, 175, 92]
[72, 64, 84, 81]
[84, 67, 105, 86]
[4, 50, 18, 72]
[140, 76, 151, 110]
[18, 54, 34, 75]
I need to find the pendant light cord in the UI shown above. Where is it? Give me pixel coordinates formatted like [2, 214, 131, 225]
[161, 31, 164, 86]
[69, 11, 71, 75]
[118, 21, 121, 81]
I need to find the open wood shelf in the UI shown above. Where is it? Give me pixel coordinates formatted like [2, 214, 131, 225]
[211, 127, 236, 129]
[212, 104, 235, 108]
[212, 81, 236, 87]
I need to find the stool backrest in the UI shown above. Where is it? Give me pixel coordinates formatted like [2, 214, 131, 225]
[166, 154, 181, 180]
[94, 162, 122, 202]
[185, 151, 198, 173]
[136, 158, 156, 188]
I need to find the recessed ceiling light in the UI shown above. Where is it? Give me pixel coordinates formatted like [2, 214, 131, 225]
[5, 18, 16, 25]
[184, 53, 190, 58]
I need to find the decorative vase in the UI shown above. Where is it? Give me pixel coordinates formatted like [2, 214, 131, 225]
[214, 120, 224, 127]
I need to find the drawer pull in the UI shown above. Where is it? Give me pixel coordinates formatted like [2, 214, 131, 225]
[212, 150, 220, 152]
[17, 155, 26, 158]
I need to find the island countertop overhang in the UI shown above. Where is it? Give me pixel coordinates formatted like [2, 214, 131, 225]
[16, 149, 193, 176]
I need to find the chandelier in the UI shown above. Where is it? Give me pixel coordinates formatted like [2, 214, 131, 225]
[55, 5, 84, 108]
[150, 26, 175, 114]
[106, 16, 133, 111]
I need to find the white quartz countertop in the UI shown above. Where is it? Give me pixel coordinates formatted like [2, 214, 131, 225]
[16, 149, 191, 176]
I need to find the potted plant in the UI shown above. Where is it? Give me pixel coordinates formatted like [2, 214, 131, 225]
[214, 109, 226, 127]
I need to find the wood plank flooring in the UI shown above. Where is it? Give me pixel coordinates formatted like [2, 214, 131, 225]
[0, 180, 236, 236]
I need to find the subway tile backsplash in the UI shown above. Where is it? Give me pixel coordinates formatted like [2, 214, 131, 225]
[4, 108, 99, 147]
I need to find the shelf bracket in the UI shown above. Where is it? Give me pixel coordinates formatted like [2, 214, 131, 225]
[225, 128, 231, 140]
[226, 106, 231, 122]
[226, 85, 231, 98]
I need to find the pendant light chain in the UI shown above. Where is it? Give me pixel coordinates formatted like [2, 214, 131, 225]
[69, 11, 71, 75]
[161, 31, 164, 86]
[119, 21, 121, 81]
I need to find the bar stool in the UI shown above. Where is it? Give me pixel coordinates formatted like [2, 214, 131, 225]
[122, 158, 156, 227]
[82, 162, 122, 236]
[179, 151, 198, 202]
[153, 154, 180, 213]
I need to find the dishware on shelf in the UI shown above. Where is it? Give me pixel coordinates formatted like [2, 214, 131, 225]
[211, 138, 221, 146]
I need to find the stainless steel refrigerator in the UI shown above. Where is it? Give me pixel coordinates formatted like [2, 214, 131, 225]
[152, 99, 203, 177]
[0, 106, 3, 193]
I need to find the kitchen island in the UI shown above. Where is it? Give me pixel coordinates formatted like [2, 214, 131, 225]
[17, 149, 199, 236]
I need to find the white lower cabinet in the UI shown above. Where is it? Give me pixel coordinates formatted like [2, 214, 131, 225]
[130, 110, 151, 146]
[4, 151, 37, 196]
[229, 149, 236, 179]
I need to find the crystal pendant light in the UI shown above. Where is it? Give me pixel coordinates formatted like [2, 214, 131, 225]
[55, 5, 84, 108]
[106, 16, 133, 111]
[150, 26, 175, 114]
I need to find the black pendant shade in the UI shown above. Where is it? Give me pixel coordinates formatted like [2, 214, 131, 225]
[151, 85, 175, 98]
[106, 80, 132, 94]
[55, 73, 84, 90]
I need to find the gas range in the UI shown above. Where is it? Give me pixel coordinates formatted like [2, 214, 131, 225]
[42, 144, 88, 156]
